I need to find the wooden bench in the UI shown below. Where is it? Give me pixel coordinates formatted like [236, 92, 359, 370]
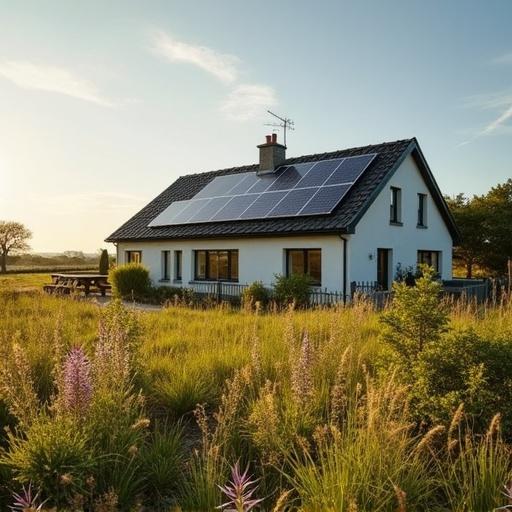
[43, 284, 73, 295]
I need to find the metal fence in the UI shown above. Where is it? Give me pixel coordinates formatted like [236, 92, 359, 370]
[187, 281, 249, 302]
[442, 279, 489, 303]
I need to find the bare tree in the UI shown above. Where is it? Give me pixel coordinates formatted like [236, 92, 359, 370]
[0, 221, 32, 273]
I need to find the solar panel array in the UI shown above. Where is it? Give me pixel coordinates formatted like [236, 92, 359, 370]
[148, 153, 377, 227]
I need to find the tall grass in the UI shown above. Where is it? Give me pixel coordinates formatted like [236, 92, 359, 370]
[1, 277, 512, 509]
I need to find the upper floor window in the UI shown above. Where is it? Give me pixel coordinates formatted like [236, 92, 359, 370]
[126, 250, 141, 264]
[417, 250, 441, 274]
[390, 187, 402, 224]
[286, 248, 321, 286]
[417, 193, 427, 227]
[174, 250, 182, 281]
[161, 250, 170, 281]
[194, 250, 239, 281]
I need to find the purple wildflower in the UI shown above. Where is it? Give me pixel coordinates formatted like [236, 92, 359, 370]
[217, 460, 264, 512]
[62, 346, 92, 415]
[10, 483, 46, 511]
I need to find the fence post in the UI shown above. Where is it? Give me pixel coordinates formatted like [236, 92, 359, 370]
[216, 281, 222, 303]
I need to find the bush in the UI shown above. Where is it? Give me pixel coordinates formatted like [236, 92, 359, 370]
[409, 329, 512, 435]
[273, 273, 312, 308]
[381, 265, 448, 360]
[242, 281, 271, 308]
[109, 263, 151, 299]
[2, 417, 94, 507]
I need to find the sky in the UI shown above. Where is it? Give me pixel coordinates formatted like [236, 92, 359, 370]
[0, 0, 511, 253]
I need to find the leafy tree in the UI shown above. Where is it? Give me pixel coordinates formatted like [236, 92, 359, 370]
[477, 179, 512, 275]
[445, 194, 487, 278]
[99, 249, 109, 275]
[0, 221, 32, 274]
[381, 266, 448, 360]
[447, 179, 512, 277]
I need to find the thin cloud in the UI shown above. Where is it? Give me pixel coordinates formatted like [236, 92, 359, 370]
[492, 52, 512, 65]
[0, 60, 114, 107]
[220, 84, 278, 121]
[151, 30, 240, 84]
[458, 89, 512, 146]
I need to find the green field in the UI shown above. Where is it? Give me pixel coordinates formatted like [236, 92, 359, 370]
[1, 273, 512, 510]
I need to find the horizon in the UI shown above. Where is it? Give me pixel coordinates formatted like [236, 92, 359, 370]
[1, 0, 511, 252]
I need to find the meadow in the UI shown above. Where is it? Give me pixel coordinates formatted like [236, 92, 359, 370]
[1, 274, 512, 511]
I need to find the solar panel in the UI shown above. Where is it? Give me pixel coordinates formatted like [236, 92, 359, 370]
[147, 152, 377, 227]
[212, 194, 260, 221]
[240, 191, 288, 219]
[299, 184, 351, 215]
[324, 154, 377, 185]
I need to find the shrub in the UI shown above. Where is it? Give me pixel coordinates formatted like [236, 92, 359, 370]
[381, 265, 448, 360]
[99, 249, 109, 275]
[273, 273, 312, 308]
[409, 329, 512, 435]
[242, 281, 271, 308]
[109, 263, 151, 299]
[2, 417, 94, 507]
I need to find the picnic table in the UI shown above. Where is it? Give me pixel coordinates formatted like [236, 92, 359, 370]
[44, 273, 111, 296]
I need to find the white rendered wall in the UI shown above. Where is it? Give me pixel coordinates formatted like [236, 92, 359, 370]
[117, 234, 345, 292]
[347, 154, 453, 285]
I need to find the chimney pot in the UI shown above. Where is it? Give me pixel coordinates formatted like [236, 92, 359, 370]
[265, 135, 272, 144]
[271, 133, 277, 143]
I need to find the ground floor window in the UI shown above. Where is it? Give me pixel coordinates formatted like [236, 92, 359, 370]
[161, 250, 170, 280]
[194, 249, 239, 281]
[126, 250, 142, 264]
[286, 248, 321, 285]
[417, 250, 441, 273]
[174, 250, 182, 281]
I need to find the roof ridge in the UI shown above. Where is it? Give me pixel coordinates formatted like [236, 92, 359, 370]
[178, 138, 415, 179]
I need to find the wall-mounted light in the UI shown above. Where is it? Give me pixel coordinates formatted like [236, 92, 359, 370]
[368, 252, 374, 260]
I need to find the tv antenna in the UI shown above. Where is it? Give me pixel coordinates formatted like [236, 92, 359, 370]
[265, 110, 295, 147]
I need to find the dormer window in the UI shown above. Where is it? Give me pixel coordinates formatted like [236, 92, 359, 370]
[417, 193, 427, 227]
[390, 187, 402, 224]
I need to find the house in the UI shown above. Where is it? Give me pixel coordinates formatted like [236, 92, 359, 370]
[106, 135, 459, 298]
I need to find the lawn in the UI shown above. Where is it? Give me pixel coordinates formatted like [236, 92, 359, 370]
[0, 273, 512, 510]
[0, 272, 50, 291]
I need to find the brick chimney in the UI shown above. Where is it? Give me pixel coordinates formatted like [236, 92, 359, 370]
[257, 133, 286, 174]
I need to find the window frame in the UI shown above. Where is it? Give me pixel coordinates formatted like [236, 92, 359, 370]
[125, 250, 142, 264]
[390, 186, 402, 225]
[285, 248, 322, 286]
[193, 249, 239, 282]
[174, 250, 182, 282]
[160, 250, 170, 281]
[417, 250, 441, 274]
[417, 193, 428, 228]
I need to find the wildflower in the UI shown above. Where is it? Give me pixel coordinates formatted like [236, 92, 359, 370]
[217, 460, 264, 512]
[62, 346, 92, 415]
[10, 483, 46, 511]
[291, 331, 314, 409]
[131, 417, 150, 430]
[128, 444, 139, 457]
[60, 473, 73, 486]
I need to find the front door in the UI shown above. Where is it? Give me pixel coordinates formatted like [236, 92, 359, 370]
[377, 249, 390, 290]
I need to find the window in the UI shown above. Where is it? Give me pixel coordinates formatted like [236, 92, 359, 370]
[417, 250, 441, 274]
[174, 250, 182, 281]
[161, 251, 170, 281]
[390, 187, 402, 224]
[194, 250, 239, 281]
[286, 249, 321, 285]
[126, 250, 141, 264]
[417, 193, 427, 227]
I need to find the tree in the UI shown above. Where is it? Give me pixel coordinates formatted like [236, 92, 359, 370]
[99, 249, 109, 275]
[381, 266, 448, 360]
[0, 221, 32, 273]
[445, 194, 487, 278]
[447, 179, 512, 277]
